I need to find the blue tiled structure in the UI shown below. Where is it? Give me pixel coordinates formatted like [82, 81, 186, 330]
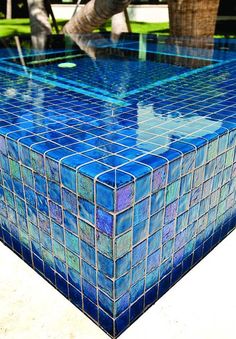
[0, 35, 236, 337]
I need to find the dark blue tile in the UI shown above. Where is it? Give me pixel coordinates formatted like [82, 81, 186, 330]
[99, 309, 113, 336]
[83, 296, 98, 322]
[145, 284, 158, 308]
[55, 274, 68, 297]
[115, 310, 129, 337]
[69, 285, 82, 308]
[130, 296, 144, 322]
[158, 274, 171, 299]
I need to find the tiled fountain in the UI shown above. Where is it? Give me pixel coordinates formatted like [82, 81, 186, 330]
[0, 34, 235, 337]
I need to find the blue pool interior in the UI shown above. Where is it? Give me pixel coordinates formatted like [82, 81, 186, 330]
[0, 34, 236, 337]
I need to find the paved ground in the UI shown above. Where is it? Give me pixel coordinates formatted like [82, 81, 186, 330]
[0, 230, 235, 339]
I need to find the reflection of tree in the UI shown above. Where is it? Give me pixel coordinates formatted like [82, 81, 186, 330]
[27, 0, 51, 50]
[166, 36, 215, 69]
[67, 33, 132, 97]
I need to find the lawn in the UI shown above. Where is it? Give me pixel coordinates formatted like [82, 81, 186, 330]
[0, 18, 235, 38]
[0, 18, 169, 37]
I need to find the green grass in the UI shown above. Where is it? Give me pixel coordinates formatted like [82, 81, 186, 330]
[0, 18, 68, 37]
[0, 18, 235, 38]
[96, 21, 170, 34]
[0, 18, 169, 37]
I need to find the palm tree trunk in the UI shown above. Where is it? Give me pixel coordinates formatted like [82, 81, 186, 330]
[168, 0, 220, 37]
[6, 0, 12, 19]
[27, 0, 52, 36]
[111, 10, 131, 41]
[63, 0, 131, 34]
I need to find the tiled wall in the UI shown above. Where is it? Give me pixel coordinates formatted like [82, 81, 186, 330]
[0, 129, 235, 337]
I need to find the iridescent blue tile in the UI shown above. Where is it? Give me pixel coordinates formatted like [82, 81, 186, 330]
[7, 138, 19, 161]
[115, 292, 129, 317]
[48, 181, 61, 205]
[49, 201, 62, 224]
[37, 193, 49, 215]
[65, 230, 80, 255]
[135, 173, 151, 201]
[146, 268, 159, 290]
[168, 158, 182, 183]
[31, 151, 45, 176]
[62, 188, 77, 214]
[132, 260, 145, 285]
[116, 207, 133, 235]
[164, 200, 178, 224]
[64, 210, 77, 234]
[79, 198, 95, 224]
[130, 278, 145, 303]
[46, 157, 60, 182]
[96, 207, 113, 237]
[52, 221, 64, 243]
[96, 182, 114, 211]
[162, 239, 174, 261]
[0, 135, 7, 155]
[133, 220, 148, 245]
[97, 169, 133, 188]
[116, 183, 134, 212]
[34, 174, 47, 195]
[98, 290, 113, 317]
[115, 272, 131, 299]
[98, 271, 113, 297]
[151, 189, 165, 215]
[132, 240, 147, 266]
[25, 186, 36, 208]
[115, 253, 131, 278]
[98, 252, 114, 279]
[60, 165, 76, 192]
[96, 230, 113, 258]
[152, 164, 168, 192]
[134, 197, 150, 225]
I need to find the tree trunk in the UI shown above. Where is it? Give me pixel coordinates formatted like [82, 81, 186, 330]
[63, 0, 131, 34]
[168, 0, 220, 37]
[111, 12, 129, 38]
[27, 0, 52, 36]
[6, 0, 12, 19]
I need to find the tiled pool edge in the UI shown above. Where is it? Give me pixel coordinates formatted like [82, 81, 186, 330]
[0, 126, 236, 337]
[0, 35, 236, 338]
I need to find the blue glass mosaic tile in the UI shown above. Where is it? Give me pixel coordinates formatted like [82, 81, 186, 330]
[0, 34, 236, 338]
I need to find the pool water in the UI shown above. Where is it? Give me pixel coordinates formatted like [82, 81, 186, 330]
[0, 34, 236, 338]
